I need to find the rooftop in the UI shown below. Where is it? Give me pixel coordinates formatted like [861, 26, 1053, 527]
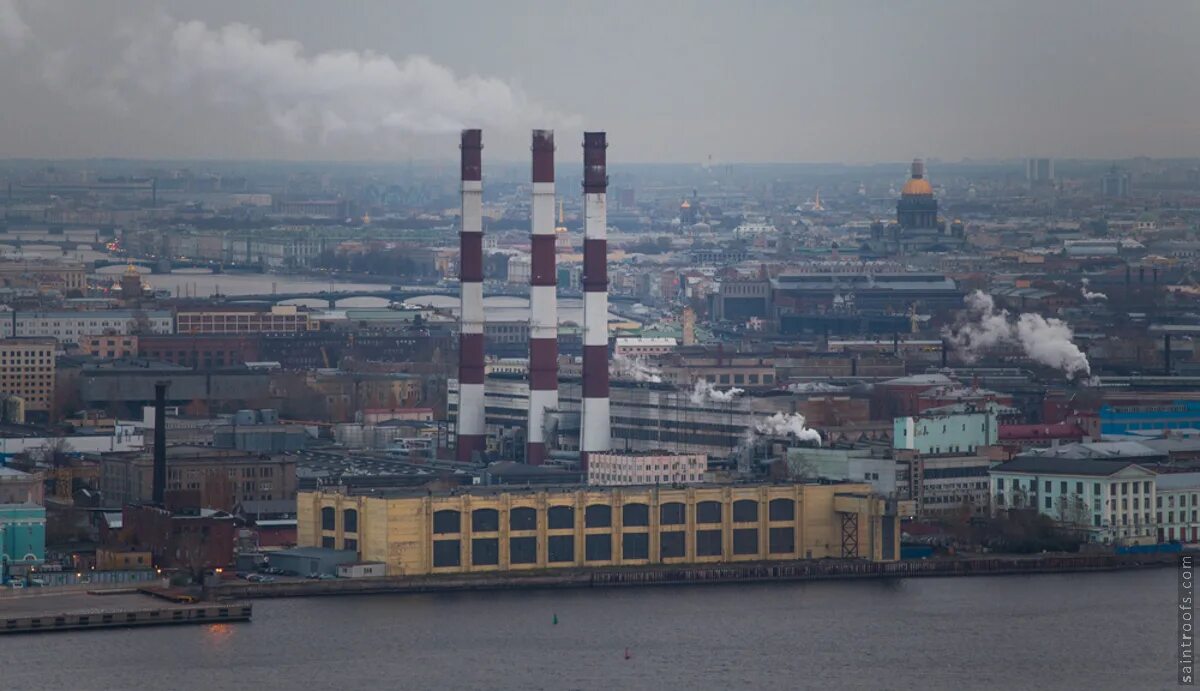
[991, 457, 1152, 477]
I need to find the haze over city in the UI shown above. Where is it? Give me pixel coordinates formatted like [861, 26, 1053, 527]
[2, 0, 1198, 163]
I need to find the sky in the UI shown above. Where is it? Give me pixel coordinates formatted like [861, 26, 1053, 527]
[0, 0, 1197, 164]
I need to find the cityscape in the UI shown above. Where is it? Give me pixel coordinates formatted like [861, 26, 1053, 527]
[0, 1, 1195, 689]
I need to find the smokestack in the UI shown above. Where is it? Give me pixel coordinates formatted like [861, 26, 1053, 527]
[580, 132, 611, 472]
[1165, 332, 1173, 375]
[941, 338, 949, 368]
[527, 129, 558, 465]
[456, 129, 487, 463]
[153, 381, 169, 505]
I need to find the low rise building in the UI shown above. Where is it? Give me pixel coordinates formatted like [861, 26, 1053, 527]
[298, 482, 898, 576]
[989, 457, 1157, 544]
[894, 403, 998, 456]
[0, 503, 46, 581]
[1155, 472, 1200, 543]
[0, 338, 56, 415]
[98, 446, 297, 509]
[4, 310, 172, 343]
[0, 467, 43, 504]
[586, 452, 707, 486]
[175, 305, 315, 335]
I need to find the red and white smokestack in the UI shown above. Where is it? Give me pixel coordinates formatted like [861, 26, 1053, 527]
[456, 129, 486, 462]
[580, 132, 610, 471]
[527, 129, 558, 465]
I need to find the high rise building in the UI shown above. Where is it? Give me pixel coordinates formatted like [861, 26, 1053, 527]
[1102, 165, 1131, 198]
[1026, 158, 1054, 187]
[0, 339, 56, 415]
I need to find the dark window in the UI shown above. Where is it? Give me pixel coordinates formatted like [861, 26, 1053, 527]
[433, 540, 460, 567]
[343, 538, 358, 552]
[660, 502, 686, 525]
[769, 499, 795, 521]
[696, 501, 722, 524]
[320, 507, 335, 531]
[548, 535, 575, 563]
[769, 527, 795, 554]
[320, 536, 335, 549]
[509, 536, 537, 564]
[343, 509, 358, 533]
[622, 503, 650, 527]
[733, 500, 758, 523]
[585, 534, 613, 561]
[472, 508, 500, 532]
[548, 506, 575, 530]
[696, 529, 723, 556]
[733, 528, 758, 555]
[660, 531, 686, 558]
[623, 533, 649, 560]
[585, 504, 613, 528]
[472, 538, 499, 566]
[510, 507, 537, 531]
[433, 510, 461, 534]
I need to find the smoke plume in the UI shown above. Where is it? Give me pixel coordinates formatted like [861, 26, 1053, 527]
[611, 354, 663, 384]
[689, 379, 744, 404]
[754, 412, 822, 445]
[1081, 287, 1108, 301]
[945, 290, 1091, 379]
[4, 4, 576, 145]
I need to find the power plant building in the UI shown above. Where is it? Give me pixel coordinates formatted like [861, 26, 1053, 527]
[297, 482, 899, 576]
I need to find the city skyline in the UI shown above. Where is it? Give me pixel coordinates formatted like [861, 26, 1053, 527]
[1, 0, 1198, 164]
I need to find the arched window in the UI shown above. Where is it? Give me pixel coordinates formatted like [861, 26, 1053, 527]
[732, 500, 758, 523]
[433, 509, 461, 534]
[768, 499, 795, 522]
[622, 503, 650, 527]
[696, 500, 722, 524]
[660, 502, 686, 525]
[510, 507, 537, 531]
[472, 508, 500, 532]
[320, 507, 335, 531]
[343, 509, 358, 533]
[585, 504, 613, 528]
[548, 506, 575, 530]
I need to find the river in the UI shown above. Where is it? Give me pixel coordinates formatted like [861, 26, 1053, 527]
[0, 569, 1179, 690]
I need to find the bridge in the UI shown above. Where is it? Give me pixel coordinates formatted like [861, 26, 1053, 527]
[191, 285, 645, 308]
[91, 257, 255, 274]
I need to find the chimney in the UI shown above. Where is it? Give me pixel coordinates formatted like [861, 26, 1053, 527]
[153, 381, 169, 505]
[1165, 332, 1173, 375]
[456, 129, 487, 463]
[527, 129, 558, 465]
[580, 132, 611, 472]
[941, 338, 949, 368]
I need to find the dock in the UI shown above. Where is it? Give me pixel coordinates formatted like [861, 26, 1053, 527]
[0, 591, 251, 635]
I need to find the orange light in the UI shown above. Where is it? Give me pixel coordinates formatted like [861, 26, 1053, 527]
[214, 567, 223, 574]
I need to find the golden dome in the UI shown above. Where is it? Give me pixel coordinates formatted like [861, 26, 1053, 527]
[901, 178, 933, 196]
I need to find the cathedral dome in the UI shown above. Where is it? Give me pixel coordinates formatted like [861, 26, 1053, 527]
[901, 178, 933, 196]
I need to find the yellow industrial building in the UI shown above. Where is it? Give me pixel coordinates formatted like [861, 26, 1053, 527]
[298, 482, 898, 576]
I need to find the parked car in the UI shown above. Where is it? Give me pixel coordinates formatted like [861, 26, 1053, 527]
[8, 580, 24, 589]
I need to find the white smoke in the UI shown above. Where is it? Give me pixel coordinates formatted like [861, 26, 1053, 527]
[611, 354, 662, 384]
[754, 412, 822, 445]
[689, 379, 744, 404]
[1081, 287, 1108, 301]
[945, 290, 1091, 379]
[3, 5, 576, 144]
[786, 382, 845, 394]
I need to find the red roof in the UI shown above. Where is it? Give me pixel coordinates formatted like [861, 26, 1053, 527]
[999, 423, 1085, 441]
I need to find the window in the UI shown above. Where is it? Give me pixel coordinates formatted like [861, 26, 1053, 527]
[343, 538, 358, 552]
[769, 499, 795, 521]
[660, 531, 686, 558]
[585, 504, 613, 528]
[769, 527, 795, 554]
[733, 528, 758, 555]
[472, 508, 500, 532]
[510, 507, 537, 531]
[1076, 482, 1084, 495]
[1045, 481, 1052, 493]
[433, 540, 460, 568]
[321, 536, 335, 549]
[1045, 497, 1052, 509]
[622, 503, 649, 527]
[472, 538, 499, 566]
[696, 501, 722, 524]
[733, 500, 758, 523]
[343, 509, 358, 533]
[696, 529, 722, 557]
[320, 507, 335, 531]
[585, 534, 612, 562]
[548, 535, 574, 563]
[660, 502, 686, 525]
[548, 506, 575, 530]
[509, 536, 537, 564]
[1060, 481, 1067, 494]
[433, 510, 461, 534]
[622, 533, 649, 560]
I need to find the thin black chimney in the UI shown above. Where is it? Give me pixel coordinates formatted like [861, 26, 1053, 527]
[153, 381, 169, 505]
[941, 338, 949, 368]
[1165, 333, 1173, 376]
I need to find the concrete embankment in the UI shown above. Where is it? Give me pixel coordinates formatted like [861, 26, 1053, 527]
[1, 592, 252, 635]
[210, 553, 1178, 600]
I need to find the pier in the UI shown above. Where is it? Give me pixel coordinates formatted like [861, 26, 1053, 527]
[0, 591, 252, 635]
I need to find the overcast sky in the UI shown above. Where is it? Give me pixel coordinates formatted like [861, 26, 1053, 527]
[1, 0, 1197, 164]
